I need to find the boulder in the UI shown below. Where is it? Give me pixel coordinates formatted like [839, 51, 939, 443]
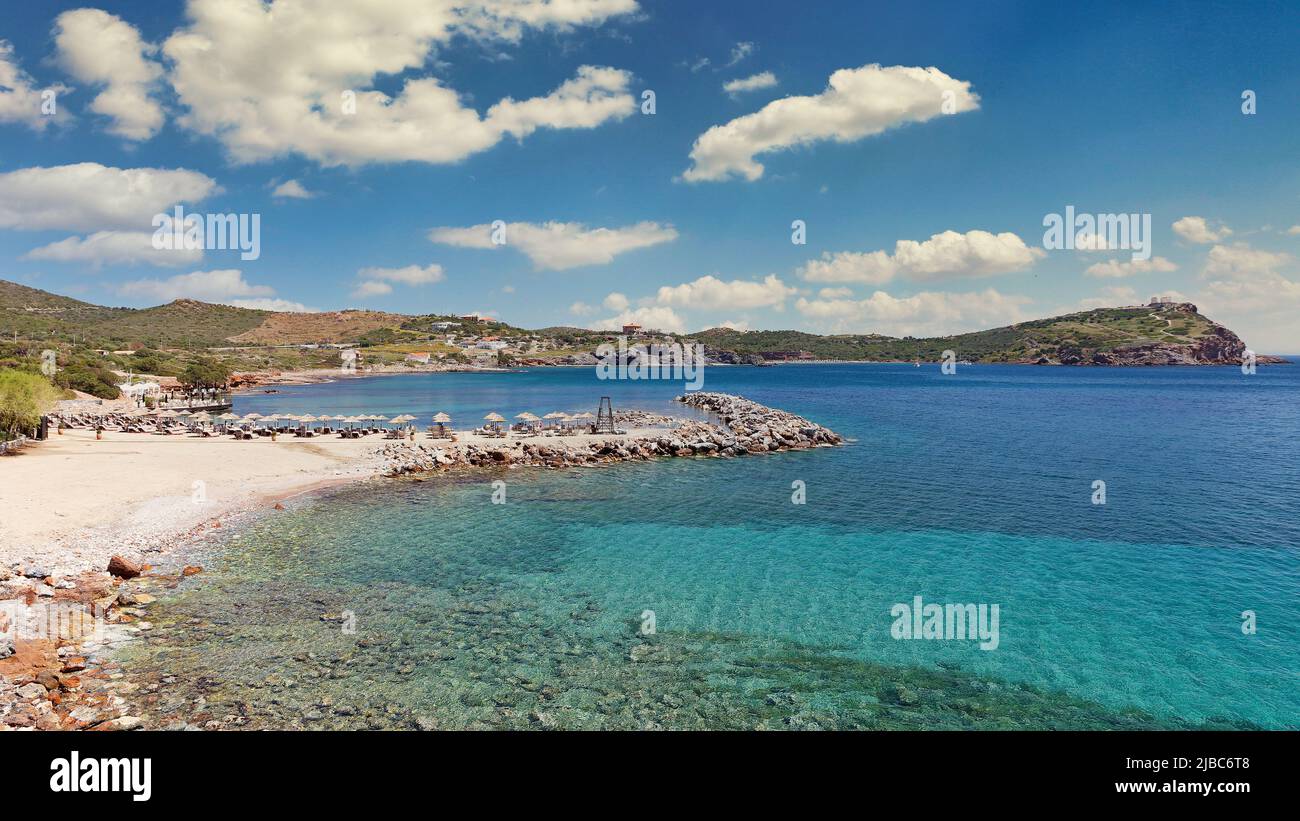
[107, 555, 141, 579]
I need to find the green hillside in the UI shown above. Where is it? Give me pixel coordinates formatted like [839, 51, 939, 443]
[688, 304, 1226, 364]
[0, 280, 1270, 368]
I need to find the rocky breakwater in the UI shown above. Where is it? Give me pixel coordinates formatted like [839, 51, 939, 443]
[675, 392, 842, 453]
[380, 394, 841, 475]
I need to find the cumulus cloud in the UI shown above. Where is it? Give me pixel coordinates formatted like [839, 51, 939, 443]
[0, 163, 217, 232]
[682, 63, 978, 182]
[0, 41, 66, 130]
[429, 220, 676, 270]
[654, 274, 796, 310]
[593, 306, 685, 334]
[1172, 216, 1232, 244]
[798, 230, 1041, 285]
[117, 269, 308, 311]
[356, 263, 444, 286]
[1201, 243, 1290, 281]
[1287, 225, 1300, 236]
[794, 288, 1032, 337]
[1193, 243, 1300, 351]
[569, 301, 596, 316]
[54, 9, 165, 140]
[272, 179, 316, 199]
[1076, 285, 1142, 310]
[603, 292, 629, 311]
[1084, 256, 1178, 278]
[351, 281, 393, 298]
[723, 71, 777, 96]
[353, 262, 444, 298]
[1073, 231, 1119, 251]
[163, 1, 639, 166]
[24, 231, 203, 269]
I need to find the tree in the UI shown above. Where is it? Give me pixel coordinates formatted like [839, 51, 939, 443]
[0, 370, 61, 440]
[54, 360, 121, 399]
[179, 358, 232, 392]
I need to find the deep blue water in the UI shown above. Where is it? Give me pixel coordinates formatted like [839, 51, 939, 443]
[122, 364, 1300, 729]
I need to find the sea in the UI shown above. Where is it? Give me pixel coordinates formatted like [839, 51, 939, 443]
[114, 363, 1300, 730]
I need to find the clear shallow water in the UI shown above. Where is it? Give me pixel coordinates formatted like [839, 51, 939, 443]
[120, 364, 1300, 729]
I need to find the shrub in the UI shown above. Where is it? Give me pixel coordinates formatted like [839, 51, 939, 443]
[0, 370, 61, 440]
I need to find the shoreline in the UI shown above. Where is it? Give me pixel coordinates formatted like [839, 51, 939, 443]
[1, 393, 842, 730]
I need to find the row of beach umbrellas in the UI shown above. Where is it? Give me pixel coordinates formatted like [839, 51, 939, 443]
[135, 408, 597, 430]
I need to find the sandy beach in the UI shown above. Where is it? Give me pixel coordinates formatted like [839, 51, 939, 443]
[0, 422, 707, 576]
[0, 429, 386, 577]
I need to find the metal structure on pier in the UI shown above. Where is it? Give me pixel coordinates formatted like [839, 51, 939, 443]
[595, 396, 616, 434]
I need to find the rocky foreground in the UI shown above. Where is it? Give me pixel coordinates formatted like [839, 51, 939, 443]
[382, 393, 842, 474]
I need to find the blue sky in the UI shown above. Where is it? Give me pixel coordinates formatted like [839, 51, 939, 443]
[1, 0, 1299, 350]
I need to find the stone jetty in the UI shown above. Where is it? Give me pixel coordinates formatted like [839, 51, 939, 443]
[380, 392, 841, 475]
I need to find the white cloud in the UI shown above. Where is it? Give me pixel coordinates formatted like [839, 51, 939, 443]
[603, 292, 629, 311]
[723, 71, 777, 96]
[117, 269, 308, 311]
[225, 297, 314, 312]
[1076, 285, 1142, 310]
[798, 230, 1042, 284]
[429, 220, 676, 270]
[351, 281, 393, 298]
[0, 41, 66, 130]
[818, 286, 853, 298]
[353, 262, 443, 299]
[357, 263, 444, 286]
[569, 301, 596, 316]
[682, 63, 979, 182]
[1084, 256, 1178, 278]
[1287, 225, 1300, 236]
[0, 163, 217, 232]
[1201, 243, 1290, 281]
[164, 1, 639, 166]
[1194, 243, 1300, 352]
[655, 274, 796, 310]
[718, 319, 750, 331]
[593, 306, 685, 334]
[1185, 240, 1300, 350]
[726, 42, 755, 67]
[54, 9, 164, 140]
[23, 231, 203, 269]
[272, 179, 316, 199]
[794, 288, 1032, 337]
[1072, 231, 1118, 251]
[1172, 216, 1232, 244]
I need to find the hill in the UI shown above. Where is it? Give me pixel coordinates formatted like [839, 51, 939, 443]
[688, 303, 1280, 365]
[229, 309, 407, 345]
[0, 280, 1281, 366]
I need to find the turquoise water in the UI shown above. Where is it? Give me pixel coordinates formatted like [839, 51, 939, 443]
[119, 364, 1300, 729]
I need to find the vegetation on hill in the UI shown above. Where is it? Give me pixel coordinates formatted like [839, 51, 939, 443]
[685, 304, 1227, 364]
[0, 280, 1273, 374]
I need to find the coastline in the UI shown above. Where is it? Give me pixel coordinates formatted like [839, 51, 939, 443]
[1, 392, 842, 730]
